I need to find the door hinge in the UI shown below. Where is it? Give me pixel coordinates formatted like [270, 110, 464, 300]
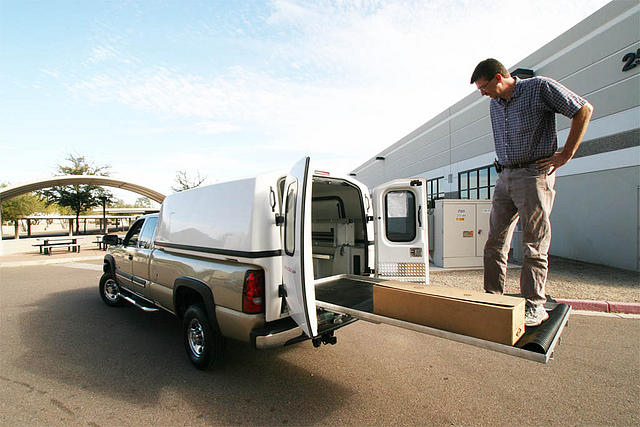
[275, 214, 285, 225]
[410, 179, 422, 186]
[366, 215, 374, 222]
[278, 284, 287, 297]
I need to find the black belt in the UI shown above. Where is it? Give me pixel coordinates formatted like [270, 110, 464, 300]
[494, 159, 538, 172]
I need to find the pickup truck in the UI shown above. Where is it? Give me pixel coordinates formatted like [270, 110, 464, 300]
[100, 157, 570, 369]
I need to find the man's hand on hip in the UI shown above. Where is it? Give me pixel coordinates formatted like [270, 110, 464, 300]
[537, 151, 570, 174]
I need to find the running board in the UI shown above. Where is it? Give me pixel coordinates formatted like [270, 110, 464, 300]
[118, 293, 160, 312]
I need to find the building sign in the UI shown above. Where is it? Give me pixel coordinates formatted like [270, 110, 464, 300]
[622, 48, 640, 72]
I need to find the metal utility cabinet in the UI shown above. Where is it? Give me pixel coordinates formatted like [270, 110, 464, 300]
[430, 199, 492, 268]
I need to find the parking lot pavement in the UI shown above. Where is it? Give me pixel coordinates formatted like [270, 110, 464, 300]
[0, 262, 638, 425]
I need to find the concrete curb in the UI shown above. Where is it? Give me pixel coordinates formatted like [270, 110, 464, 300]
[556, 298, 640, 315]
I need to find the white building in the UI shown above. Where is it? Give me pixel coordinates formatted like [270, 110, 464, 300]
[351, 2, 639, 272]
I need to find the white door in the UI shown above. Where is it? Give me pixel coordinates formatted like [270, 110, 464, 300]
[372, 179, 429, 283]
[281, 157, 318, 338]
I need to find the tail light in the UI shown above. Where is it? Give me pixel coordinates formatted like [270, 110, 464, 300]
[243, 270, 265, 314]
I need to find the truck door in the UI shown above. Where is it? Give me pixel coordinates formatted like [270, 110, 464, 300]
[372, 179, 429, 284]
[281, 157, 318, 338]
[113, 218, 145, 290]
[131, 216, 158, 297]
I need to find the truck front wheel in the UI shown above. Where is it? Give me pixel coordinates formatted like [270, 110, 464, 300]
[183, 304, 223, 369]
[99, 273, 124, 307]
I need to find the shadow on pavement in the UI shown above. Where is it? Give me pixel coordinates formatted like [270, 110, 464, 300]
[15, 286, 350, 424]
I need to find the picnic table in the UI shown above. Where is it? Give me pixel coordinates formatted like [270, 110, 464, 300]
[33, 237, 80, 255]
[93, 235, 109, 250]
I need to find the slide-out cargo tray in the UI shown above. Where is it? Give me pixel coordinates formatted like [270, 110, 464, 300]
[314, 275, 570, 363]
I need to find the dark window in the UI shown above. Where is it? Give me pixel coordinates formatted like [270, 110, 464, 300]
[427, 176, 445, 208]
[385, 190, 416, 242]
[284, 181, 297, 256]
[458, 164, 496, 200]
[123, 219, 144, 247]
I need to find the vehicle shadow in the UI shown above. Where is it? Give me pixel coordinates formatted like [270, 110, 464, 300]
[15, 286, 351, 424]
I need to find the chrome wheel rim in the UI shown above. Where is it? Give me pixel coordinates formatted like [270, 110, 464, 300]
[104, 278, 119, 302]
[188, 318, 205, 357]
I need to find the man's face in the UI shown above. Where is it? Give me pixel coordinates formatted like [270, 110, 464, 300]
[475, 75, 499, 99]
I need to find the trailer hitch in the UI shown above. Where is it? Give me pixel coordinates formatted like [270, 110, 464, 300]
[312, 332, 337, 348]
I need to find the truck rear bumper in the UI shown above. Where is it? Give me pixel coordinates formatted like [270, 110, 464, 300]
[251, 317, 305, 349]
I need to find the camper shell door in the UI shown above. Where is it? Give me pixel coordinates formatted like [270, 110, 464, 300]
[281, 157, 318, 338]
[372, 178, 429, 284]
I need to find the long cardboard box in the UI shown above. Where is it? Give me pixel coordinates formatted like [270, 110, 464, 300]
[373, 281, 525, 346]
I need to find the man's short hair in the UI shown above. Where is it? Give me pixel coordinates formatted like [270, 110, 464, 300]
[470, 58, 510, 84]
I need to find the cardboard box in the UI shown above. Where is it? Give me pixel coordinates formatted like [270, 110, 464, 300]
[373, 282, 525, 346]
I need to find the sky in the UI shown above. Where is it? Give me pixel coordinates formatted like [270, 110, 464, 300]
[1, 0, 611, 204]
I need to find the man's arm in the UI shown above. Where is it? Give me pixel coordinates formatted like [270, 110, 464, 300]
[537, 102, 594, 174]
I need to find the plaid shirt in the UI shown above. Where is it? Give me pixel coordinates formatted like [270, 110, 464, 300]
[490, 76, 587, 166]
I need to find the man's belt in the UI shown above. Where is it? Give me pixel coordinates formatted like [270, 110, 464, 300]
[494, 159, 539, 172]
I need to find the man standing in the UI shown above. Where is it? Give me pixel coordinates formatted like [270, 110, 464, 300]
[470, 58, 593, 326]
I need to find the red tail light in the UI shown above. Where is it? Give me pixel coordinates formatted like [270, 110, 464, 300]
[243, 270, 265, 314]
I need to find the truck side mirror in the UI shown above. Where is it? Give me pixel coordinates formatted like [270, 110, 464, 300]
[102, 234, 121, 246]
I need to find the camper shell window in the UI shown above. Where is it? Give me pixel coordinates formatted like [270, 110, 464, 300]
[385, 190, 416, 242]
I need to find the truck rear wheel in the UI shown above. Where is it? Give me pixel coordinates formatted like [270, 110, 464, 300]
[183, 304, 224, 369]
[99, 273, 124, 307]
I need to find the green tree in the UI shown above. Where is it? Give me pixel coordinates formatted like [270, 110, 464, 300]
[0, 183, 48, 223]
[38, 155, 114, 234]
[134, 197, 152, 208]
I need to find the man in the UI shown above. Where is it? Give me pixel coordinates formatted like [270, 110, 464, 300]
[470, 58, 593, 326]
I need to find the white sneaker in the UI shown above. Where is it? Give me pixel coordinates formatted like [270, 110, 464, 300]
[525, 304, 549, 327]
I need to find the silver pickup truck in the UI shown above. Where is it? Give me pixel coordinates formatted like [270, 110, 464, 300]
[100, 157, 570, 370]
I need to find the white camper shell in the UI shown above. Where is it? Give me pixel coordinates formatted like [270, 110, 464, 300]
[156, 157, 430, 336]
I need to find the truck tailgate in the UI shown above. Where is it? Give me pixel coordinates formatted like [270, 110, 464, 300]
[314, 275, 570, 363]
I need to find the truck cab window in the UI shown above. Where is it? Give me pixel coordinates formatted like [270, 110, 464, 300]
[385, 190, 416, 242]
[123, 219, 144, 247]
[137, 217, 158, 249]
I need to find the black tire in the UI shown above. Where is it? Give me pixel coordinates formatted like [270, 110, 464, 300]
[183, 304, 224, 370]
[99, 272, 124, 307]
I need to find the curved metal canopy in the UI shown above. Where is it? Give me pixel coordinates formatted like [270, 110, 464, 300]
[0, 176, 166, 203]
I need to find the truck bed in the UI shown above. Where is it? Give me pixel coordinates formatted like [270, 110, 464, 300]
[314, 275, 570, 363]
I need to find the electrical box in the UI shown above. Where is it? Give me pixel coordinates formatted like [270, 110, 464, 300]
[431, 199, 492, 268]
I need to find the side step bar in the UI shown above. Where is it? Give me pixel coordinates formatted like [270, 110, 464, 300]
[118, 293, 159, 312]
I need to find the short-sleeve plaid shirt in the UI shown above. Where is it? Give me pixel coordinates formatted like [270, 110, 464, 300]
[490, 76, 587, 166]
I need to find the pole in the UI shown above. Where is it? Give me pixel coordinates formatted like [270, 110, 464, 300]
[100, 196, 107, 234]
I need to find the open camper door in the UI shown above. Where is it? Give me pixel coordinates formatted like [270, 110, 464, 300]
[372, 179, 429, 283]
[281, 157, 318, 338]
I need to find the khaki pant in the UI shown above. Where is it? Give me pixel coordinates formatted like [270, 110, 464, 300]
[484, 166, 556, 307]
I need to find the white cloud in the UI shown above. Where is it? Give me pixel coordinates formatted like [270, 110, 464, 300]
[40, 69, 60, 78]
[68, 0, 610, 179]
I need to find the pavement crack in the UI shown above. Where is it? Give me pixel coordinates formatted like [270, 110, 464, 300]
[50, 398, 75, 416]
[0, 375, 47, 395]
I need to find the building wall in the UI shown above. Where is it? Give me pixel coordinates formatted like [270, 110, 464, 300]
[552, 165, 639, 271]
[352, 2, 640, 271]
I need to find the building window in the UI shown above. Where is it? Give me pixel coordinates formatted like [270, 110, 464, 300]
[427, 176, 445, 208]
[458, 165, 497, 200]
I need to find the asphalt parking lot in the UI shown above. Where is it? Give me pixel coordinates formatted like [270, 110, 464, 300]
[1, 261, 638, 425]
